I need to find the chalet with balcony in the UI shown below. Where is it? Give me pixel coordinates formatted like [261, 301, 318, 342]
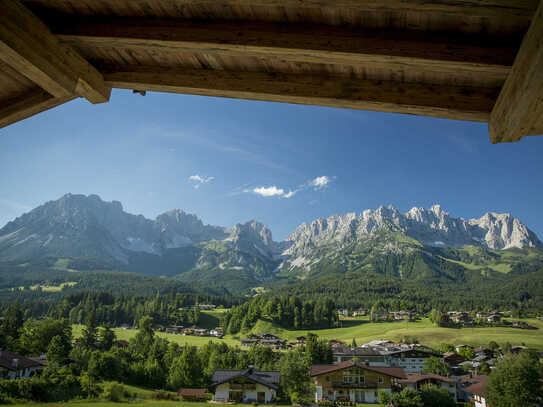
[211, 368, 280, 403]
[398, 373, 458, 401]
[310, 360, 405, 404]
[384, 347, 442, 373]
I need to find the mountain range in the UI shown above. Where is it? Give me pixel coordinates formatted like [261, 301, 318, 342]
[0, 194, 542, 294]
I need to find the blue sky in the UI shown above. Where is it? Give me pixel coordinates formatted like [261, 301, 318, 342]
[1, 89, 542, 241]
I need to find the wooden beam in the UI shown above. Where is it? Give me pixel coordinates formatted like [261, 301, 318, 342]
[0, 0, 110, 104]
[23, 0, 539, 20]
[54, 19, 515, 87]
[103, 66, 499, 122]
[0, 89, 74, 128]
[489, 0, 543, 143]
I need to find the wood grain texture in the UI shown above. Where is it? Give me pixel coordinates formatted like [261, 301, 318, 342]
[23, 0, 538, 18]
[54, 19, 514, 89]
[103, 66, 499, 122]
[0, 88, 74, 128]
[23, 0, 536, 37]
[489, 0, 543, 143]
[0, 0, 110, 103]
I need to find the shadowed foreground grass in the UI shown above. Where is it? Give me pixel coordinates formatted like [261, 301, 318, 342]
[13, 403, 383, 407]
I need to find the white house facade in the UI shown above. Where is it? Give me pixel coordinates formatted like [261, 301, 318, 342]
[211, 368, 279, 404]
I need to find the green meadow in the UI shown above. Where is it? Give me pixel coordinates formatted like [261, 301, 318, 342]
[73, 312, 543, 350]
[249, 317, 543, 350]
[13, 402, 383, 407]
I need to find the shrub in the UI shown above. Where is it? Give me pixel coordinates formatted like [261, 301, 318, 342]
[151, 392, 178, 401]
[102, 382, 125, 402]
[378, 390, 390, 405]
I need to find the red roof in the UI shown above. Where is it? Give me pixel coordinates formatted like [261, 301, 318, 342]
[310, 360, 406, 379]
[464, 375, 489, 397]
[178, 388, 206, 397]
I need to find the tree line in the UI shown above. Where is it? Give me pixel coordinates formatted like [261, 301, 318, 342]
[221, 296, 339, 334]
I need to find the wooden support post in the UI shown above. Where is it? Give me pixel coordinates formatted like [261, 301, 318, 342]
[489, 0, 543, 143]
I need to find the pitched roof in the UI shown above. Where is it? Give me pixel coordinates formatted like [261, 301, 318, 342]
[0, 350, 44, 371]
[211, 368, 280, 390]
[332, 346, 383, 356]
[310, 360, 406, 379]
[464, 375, 489, 397]
[398, 373, 458, 384]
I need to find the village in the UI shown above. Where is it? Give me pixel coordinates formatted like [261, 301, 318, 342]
[2, 332, 538, 407]
[337, 308, 537, 329]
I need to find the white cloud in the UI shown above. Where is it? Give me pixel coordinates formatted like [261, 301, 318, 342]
[251, 186, 298, 199]
[188, 174, 214, 186]
[253, 186, 285, 197]
[284, 190, 297, 198]
[311, 176, 331, 189]
[243, 175, 333, 199]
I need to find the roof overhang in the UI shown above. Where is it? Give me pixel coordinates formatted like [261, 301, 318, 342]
[1, 0, 542, 143]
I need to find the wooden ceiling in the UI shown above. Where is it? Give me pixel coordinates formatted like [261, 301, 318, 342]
[1, 0, 542, 143]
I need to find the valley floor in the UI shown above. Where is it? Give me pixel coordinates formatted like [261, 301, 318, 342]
[73, 317, 543, 350]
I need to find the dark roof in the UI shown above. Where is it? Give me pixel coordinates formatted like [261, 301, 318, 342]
[310, 360, 406, 379]
[27, 357, 48, 366]
[0, 350, 44, 371]
[384, 348, 441, 357]
[398, 373, 457, 384]
[332, 346, 383, 356]
[178, 388, 207, 397]
[464, 375, 489, 397]
[211, 368, 280, 390]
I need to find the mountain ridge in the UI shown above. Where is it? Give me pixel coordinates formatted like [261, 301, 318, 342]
[0, 194, 541, 293]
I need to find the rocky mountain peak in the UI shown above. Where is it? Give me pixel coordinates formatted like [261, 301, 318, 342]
[286, 205, 541, 255]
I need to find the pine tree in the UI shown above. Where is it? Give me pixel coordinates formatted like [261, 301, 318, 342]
[100, 326, 116, 350]
[81, 312, 98, 349]
[168, 345, 202, 390]
[47, 334, 71, 363]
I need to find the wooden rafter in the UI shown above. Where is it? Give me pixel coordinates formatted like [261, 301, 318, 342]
[22, 0, 539, 20]
[54, 19, 516, 88]
[104, 66, 499, 122]
[489, 0, 543, 143]
[0, 89, 75, 128]
[0, 0, 110, 104]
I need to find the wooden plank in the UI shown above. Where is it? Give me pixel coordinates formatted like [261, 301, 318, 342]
[0, 89, 75, 128]
[23, 0, 539, 19]
[54, 19, 515, 87]
[103, 66, 499, 122]
[489, 0, 543, 143]
[0, 0, 110, 104]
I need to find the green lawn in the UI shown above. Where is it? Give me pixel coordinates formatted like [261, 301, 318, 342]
[249, 317, 543, 350]
[13, 403, 382, 407]
[13, 402, 204, 407]
[73, 316, 543, 351]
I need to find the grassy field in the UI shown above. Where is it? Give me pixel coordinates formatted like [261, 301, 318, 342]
[13, 403, 383, 407]
[251, 317, 543, 350]
[73, 312, 543, 351]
